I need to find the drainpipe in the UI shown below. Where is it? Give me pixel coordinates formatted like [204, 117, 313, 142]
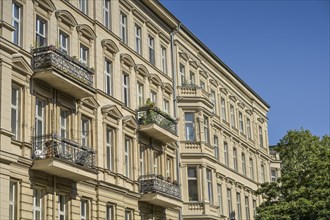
[170, 23, 182, 220]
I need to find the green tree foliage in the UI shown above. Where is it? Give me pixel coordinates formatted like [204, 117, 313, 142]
[256, 129, 330, 220]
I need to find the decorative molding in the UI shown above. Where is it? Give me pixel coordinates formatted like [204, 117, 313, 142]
[101, 39, 119, 55]
[135, 64, 150, 78]
[55, 10, 77, 28]
[120, 53, 135, 68]
[76, 24, 97, 41]
[101, 105, 123, 120]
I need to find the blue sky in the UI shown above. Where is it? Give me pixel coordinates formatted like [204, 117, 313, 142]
[161, 0, 330, 145]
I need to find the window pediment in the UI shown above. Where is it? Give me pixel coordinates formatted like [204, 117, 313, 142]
[245, 109, 253, 115]
[146, 21, 159, 34]
[76, 24, 96, 41]
[237, 102, 245, 109]
[220, 87, 228, 95]
[257, 117, 265, 124]
[209, 78, 218, 87]
[101, 39, 119, 55]
[229, 95, 237, 102]
[120, 53, 135, 68]
[101, 105, 123, 120]
[33, 0, 56, 13]
[189, 60, 199, 69]
[122, 115, 138, 130]
[132, 8, 147, 23]
[162, 83, 173, 94]
[135, 64, 150, 78]
[12, 54, 33, 75]
[55, 10, 78, 28]
[80, 97, 99, 109]
[149, 74, 163, 87]
[179, 52, 189, 62]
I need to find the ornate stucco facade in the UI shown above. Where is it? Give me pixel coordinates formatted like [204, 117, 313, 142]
[0, 0, 275, 220]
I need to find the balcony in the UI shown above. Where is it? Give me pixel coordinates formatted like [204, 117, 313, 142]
[139, 175, 181, 208]
[31, 45, 95, 99]
[177, 85, 213, 108]
[137, 107, 178, 143]
[31, 134, 97, 182]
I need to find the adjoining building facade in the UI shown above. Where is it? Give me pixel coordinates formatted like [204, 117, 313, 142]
[0, 0, 275, 219]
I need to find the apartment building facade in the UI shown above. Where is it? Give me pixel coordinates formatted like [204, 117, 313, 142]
[0, 0, 273, 219]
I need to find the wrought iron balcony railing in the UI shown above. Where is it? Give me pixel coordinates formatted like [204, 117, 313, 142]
[32, 134, 95, 169]
[139, 174, 181, 200]
[31, 45, 94, 86]
[137, 107, 177, 135]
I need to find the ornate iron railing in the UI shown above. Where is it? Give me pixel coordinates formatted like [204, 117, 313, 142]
[31, 45, 94, 86]
[137, 108, 177, 135]
[139, 174, 181, 199]
[32, 134, 95, 169]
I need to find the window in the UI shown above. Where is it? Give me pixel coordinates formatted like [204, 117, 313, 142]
[106, 127, 114, 171]
[185, 113, 195, 141]
[227, 188, 232, 219]
[253, 200, 257, 220]
[153, 151, 159, 175]
[122, 73, 129, 107]
[124, 137, 131, 178]
[188, 71, 195, 85]
[261, 164, 266, 183]
[135, 24, 141, 54]
[139, 145, 145, 176]
[150, 90, 157, 103]
[230, 105, 235, 127]
[217, 184, 223, 215]
[236, 193, 242, 220]
[200, 80, 205, 90]
[221, 98, 227, 121]
[239, 111, 244, 133]
[242, 153, 246, 176]
[33, 189, 42, 220]
[214, 135, 219, 159]
[60, 110, 68, 153]
[137, 82, 144, 107]
[179, 64, 185, 86]
[106, 204, 114, 220]
[59, 31, 69, 54]
[211, 90, 216, 113]
[125, 209, 133, 220]
[148, 35, 155, 64]
[249, 158, 254, 180]
[105, 60, 113, 95]
[233, 148, 238, 171]
[81, 117, 90, 147]
[245, 196, 250, 220]
[35, 98, 45, 150]
[206, 169, 213, 204]
[246, 118, 252, 139]
[120, 12, 127, 43]
[161, 46, 167, 73]
[163, 99, 169, 114]
[271, 169, 277, 182]
[36, 16, 47, 47]
[188, 167, 198, 201]
[80, 199, 88, 220]
[9, 181, 17, 220]
[58, 195, 66, 220]
[224, 142, 229, 166]
[11, 86, 20, 140]
[166, 156, 173, 178]
[203, 116, 209, 143]
[79, 0, 88, 14]
[80, 44, 89, 66]
[259, 126, 264, 148]
[103, 0, 111, 29]
[12, 2, 22, 46]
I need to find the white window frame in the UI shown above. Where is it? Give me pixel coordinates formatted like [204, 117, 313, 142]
[161, 46, 167, 73]
[185, 113, 195, 141]
[227, 188, 232, 218]
[124, 137, 131, 178]
[80, 199, 88, 220]
[179, 64, 185, 86]
[148, 35, 155, 65]
[245, 196, 250, 220]
[271, 169, 277, 182]
[230, 105, 235, 127]
[259, 126, 264, 148]
[247, 118, 252, 139]
[217, 184, 223, 215]
[188, 167, 198, 201]
[105, 59, 113, 95]
[59, 31, 69, 54]
[189, 71, 195, 85]
[139, 145, 145, 176]
[125, 209, 132, 220]
[106, 126, 113, 171]
[36, 16, 47, 47]
[221, 98, 227, 121]
[120, 12, 127, 43]
[224, 142, 229, 166]
[79, 0, 88, 14]
[253, 200, 257, 219]
[206, 168, 213, 204]
[106, 204, 114, 220]
[122, 73, 129, 107]
[150, 90, 157, 104]
[12, 2, 22, 46]
[261, 164, 265, 183]
[137, 82, 144, 107]
[35, 98, 45, 150]
[242, 153, 246, 176]
[233, 148, 238, 171]
[79, 44, 89, 66]
[81, 117, 90, 147]
[135, 24, 141, 54]
[211, 90, 216, 113]
[153, 151, 159, 175]
[203, 116, 209, 143]
[239, 111, 244, 133]
[163, 99, 169, 114]
[166, 156, 172, 178]
[33, 189, 42, 220]
[9, 181, 17, 220]
[236, 192, 242, 220]
[11, 86, 20, 140]
[58, 194, 66, 220]
[249, 158, 254, 180]
[214, 135, 219, 159]
[103, 0, 111, 29]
